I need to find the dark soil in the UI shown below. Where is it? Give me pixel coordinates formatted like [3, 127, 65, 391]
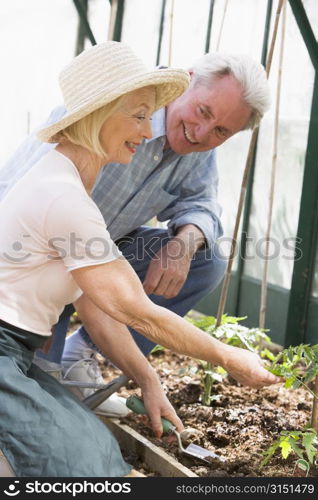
[100, 349, 318, 478]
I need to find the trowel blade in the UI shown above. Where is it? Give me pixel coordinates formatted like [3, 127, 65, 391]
[185, 443, 226, 463]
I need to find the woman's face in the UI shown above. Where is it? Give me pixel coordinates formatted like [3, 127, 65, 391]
[100, 86, 156, 164]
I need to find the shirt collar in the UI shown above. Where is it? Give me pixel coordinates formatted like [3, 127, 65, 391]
[146, 107, 166, 143]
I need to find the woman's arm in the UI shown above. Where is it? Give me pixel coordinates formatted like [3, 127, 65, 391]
[72, 258, 281, 389]
[74, 293, 183, 436]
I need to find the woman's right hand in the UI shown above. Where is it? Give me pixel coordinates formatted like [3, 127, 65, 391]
[140, 375, 184, 438]
[221, 344, 283, 388]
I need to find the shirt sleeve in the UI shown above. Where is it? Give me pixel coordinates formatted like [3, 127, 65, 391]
[156, 149, 223, 248]
[44, 188, 122, 271]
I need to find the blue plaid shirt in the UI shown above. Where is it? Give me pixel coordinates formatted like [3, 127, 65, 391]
[0, 106, 222, 247]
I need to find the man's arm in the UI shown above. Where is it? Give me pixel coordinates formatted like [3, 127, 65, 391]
[144, 150, 222, 297]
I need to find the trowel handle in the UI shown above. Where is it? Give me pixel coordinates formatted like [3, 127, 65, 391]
[126, 395, 175, 434]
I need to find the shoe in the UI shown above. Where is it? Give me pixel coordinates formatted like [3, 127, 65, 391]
[61, 355, 130, 418]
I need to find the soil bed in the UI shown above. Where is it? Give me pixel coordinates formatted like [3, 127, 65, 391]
[100, 349, 317, 478]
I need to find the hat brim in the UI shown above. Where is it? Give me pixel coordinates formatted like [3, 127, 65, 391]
[37, 68, 189, 143]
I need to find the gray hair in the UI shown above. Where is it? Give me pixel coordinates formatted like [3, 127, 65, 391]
[190, 53, 270, 130]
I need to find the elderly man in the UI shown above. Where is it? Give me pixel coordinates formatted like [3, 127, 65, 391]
[0, 52, 270, 417]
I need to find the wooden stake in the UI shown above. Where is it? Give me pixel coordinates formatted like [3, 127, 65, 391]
[168, 0, 175, 66]
[107, 0, 118, 40]
[216, 0, 229, 51]
[311, 374, 318, 432]
[216, 0, 286, 327]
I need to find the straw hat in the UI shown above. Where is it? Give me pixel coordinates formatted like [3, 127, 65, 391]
[37, 41, 190, 143]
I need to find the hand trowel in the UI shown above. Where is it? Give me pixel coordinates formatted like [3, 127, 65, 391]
[126, 395, 226, 464]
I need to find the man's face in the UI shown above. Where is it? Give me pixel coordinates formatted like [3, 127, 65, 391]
[165, 75, 252, 154]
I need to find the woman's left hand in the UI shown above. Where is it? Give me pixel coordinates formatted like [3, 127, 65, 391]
[141, 383, 184, 438]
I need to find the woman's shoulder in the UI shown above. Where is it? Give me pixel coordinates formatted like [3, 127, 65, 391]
[32, 149, 86, 199]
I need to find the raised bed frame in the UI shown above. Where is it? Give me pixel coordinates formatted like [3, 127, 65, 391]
[99, 416, 197, 477]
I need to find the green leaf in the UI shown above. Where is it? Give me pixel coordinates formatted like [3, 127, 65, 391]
[261, 441, 280, 466]
[289, 438, 304, 460]
[302, 432, 318, 464]
[284, 376, 296, 388]
[221, 315, 247, 324]
[261, 348, 276, 361]
[303, 367, 318, 385]
[287, 346, 294, 362]
[217, 366, 227, 375]
[292, 378, 302, 390]
[235, 331, 255, 352]
[150, 344, 165, 354]
[303, 345, 315, 363]
[280, 439, 292, 459]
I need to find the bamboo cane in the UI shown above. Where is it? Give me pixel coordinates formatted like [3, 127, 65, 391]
[168, 0, 175, 66]
[107, 0, 118, 40]
[154, 0, 174, 229]
[311, 374, 318, 432]
[259, 0, 287, 329]
[215, 0, 229, 51]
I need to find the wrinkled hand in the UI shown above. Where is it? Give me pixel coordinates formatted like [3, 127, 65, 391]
[143, 239, 192, 299]
[141, 383, 184, 438]
[222, 346, 282, 389]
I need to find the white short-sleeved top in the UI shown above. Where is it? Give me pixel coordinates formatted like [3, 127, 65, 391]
[0, 149, 121, 336]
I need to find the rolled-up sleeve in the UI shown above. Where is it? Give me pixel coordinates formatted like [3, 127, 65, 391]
[156, 150, 223, 248]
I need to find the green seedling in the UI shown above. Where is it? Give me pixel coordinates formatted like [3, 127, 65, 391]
[188, 314, 270, 405]
[262, 344, 318, 472]
[267, 344, 318, 433]
[267, 344, 318, 398]
[261, 429, 318, 474]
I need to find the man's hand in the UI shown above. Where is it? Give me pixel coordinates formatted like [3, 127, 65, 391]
[143, 238, 192, 298]
[222, 345, 282, 389]
[143, 224, 205, 299]
[141, 382, 184, 438]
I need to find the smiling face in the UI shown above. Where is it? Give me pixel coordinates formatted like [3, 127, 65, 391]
[165, 74, 252, 154]
[99, 86, 156, 164]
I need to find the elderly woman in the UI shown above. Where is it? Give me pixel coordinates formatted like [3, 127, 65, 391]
[0, 41, 280, 477]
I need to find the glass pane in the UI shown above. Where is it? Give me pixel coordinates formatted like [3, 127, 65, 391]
[303, 0, 318, 301]
[121, 0, 163, 66]
[0, 0, 78, 162]
[243, 2, 315, 289]
[209, 0, 267, 58]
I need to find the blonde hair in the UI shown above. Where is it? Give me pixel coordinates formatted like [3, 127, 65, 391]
[53, 96, 125, 157]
